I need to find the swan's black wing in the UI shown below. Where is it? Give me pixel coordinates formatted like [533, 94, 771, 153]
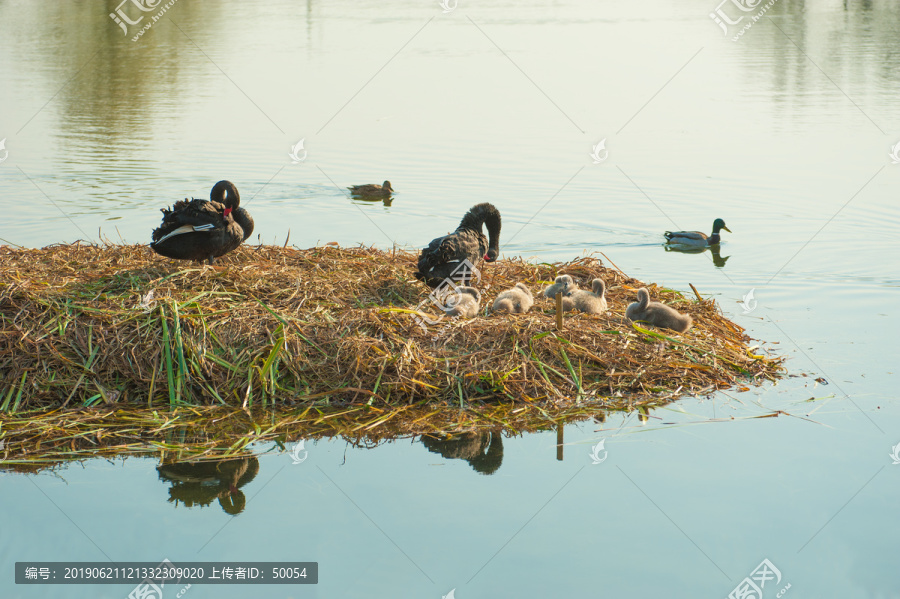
[153, 199, 228, 241]
[414, 229, 485, 287]
[150, 198, 242, 263]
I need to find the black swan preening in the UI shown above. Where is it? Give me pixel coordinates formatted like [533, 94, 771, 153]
[150, 180, 254, 264]
[414, 202, 501, 288]
[348, 180, 393, 197]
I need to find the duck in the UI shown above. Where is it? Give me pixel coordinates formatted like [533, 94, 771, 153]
[441, 286, 481, 318]
[664, 218, 731, 247]
[415, 203, 502, 288]
[625, 287, 692, 333]
[542, 274, 574, 300]
[150, 181, 254, 264]
[348, 181, 393, 197]
[562, 279, 607, 314]
[492, 283, 534, 314]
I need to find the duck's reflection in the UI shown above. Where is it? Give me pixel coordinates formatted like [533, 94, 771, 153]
[421, 429, 504, 475]
[664, 243, 730, 267]
[351, 196, 393, 208]
[156, 457, 259, 515]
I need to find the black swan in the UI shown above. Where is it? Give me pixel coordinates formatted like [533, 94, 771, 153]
[348, 180, 393, 197]
[414, 202, 501, 288]
[150, 180, 254, 264]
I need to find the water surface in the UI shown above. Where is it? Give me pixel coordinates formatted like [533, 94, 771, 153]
[1, 0, 899, 597]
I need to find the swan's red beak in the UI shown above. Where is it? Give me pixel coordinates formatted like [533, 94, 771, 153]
[484, 254, 494, 262]
[223, 208, 233, 217]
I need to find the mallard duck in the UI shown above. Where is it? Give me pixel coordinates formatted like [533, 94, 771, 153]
[542, 274, 574, 299]
[562, 278, 607, 314]
[664, 218, 731, 246]
[625, 287, 692, 333]
[415, 203, 502, 288]
[441, 286, 481, 318]
[492, 283, 534, 314]
[150, 181, 254, 264]
[348, 180, 393, 197]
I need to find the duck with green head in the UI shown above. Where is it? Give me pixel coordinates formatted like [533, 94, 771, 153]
[664, 218, 731, 247]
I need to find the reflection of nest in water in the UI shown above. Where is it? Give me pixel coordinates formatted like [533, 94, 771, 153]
[157, 457, 259, 515]
[422, 430, 503, 475]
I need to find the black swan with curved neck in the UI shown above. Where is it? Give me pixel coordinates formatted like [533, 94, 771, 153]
[150, 180, 254, 264]
[414, 202, 501, 288]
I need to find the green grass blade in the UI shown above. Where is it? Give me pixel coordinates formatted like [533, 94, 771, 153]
[159, 306, 176, 406]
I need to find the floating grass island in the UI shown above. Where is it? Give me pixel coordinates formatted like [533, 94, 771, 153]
[0, 242, 782, 464]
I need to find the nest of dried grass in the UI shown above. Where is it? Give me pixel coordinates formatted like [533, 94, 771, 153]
[0, 242, 781, 414]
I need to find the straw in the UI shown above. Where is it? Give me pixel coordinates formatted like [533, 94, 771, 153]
[0, 241, 783, 463]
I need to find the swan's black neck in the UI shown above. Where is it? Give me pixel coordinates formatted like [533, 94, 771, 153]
[232, 208, 255, 242]
[458, 202, 501, 251]
[211, 180, 241, 210]
[470, 430, 504, 475]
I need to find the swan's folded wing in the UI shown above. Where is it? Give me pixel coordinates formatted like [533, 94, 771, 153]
[163, 199, 226, 228]
[418, 234, 454, 271]
[152, 223, 215, 245]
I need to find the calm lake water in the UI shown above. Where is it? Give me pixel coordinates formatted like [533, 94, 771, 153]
[2, 0, 899, 597]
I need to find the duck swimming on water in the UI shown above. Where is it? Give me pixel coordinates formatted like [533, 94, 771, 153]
[348, 181, 393, 198]
[665, 218, 731, 247]
[415, 203, 502, 288]
[150, 180, 254, 264]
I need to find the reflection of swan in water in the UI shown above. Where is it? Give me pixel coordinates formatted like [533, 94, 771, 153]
[156, 457, 260, 515]
[664, 243, 730, 268]
[421, 429, 504, 475]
